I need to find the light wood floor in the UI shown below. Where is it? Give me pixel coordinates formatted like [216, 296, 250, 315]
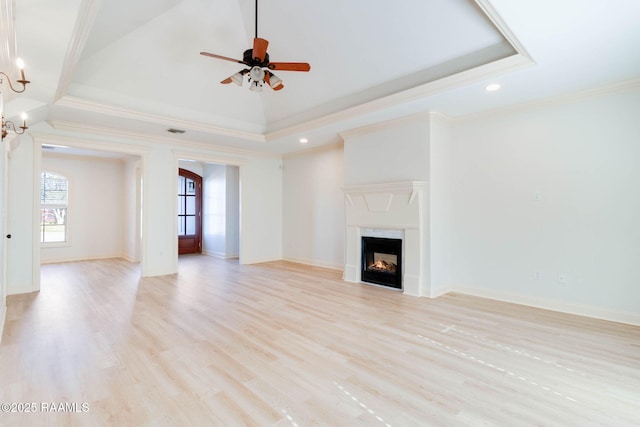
[1, 257, 639, 426]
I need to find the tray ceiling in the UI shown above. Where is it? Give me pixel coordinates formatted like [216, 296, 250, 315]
[5, 0, 640, 154]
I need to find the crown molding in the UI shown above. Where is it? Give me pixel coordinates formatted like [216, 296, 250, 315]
[53, 54, 529, 149]
[339, 111, 431, 140]
[0, 0, 18, 104]
[0, 0, 16, 65]
[48, 0, 531, 150]
[338, 77, 640, 133]
[172, 149, 249, 167]
[32, 131, 151, 156]
[428, 111, 454, 127]
[265, 0, 533, 142]
[55, 96, 266, 143]
[452, 77, 640, 125]
[266, 53, 533, 142]
[474, 0, 533, 61]
[41, 149, 132, 163]
[282, 140, 344, 159]
[45, 0, 534, 152]
[47, 120, 280, 159]
[53, 0, 101, 102]
[338, 111, 453, 141]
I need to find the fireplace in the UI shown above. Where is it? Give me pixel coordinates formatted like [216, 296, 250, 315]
[361, 237, 402, 289]
[343, 181, 429, 296]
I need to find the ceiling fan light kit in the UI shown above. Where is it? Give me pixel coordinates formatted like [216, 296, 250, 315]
[267, 71, 283, 90]
[200, 0, 309, 92]
[230, 69, 248, 86]
[249, 80, 262, 92]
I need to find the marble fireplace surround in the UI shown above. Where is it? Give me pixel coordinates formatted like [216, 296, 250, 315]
[342, 181, 431, 297]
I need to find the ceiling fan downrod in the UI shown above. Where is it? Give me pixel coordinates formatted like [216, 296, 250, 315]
[255, 0, 258, 39]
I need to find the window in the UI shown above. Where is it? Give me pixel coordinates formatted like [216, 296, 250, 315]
[40, 171, 68, 243]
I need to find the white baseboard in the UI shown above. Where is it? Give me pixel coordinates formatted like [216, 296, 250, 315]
[282, 256, 343, 271]
[241, 256, 283, 265]
[40, 253, 127, 264]
[202, 250, 239, 260]
[429, 286, 451, 299]
[454, 286, 640, 327]
[7, 283, 38, 296]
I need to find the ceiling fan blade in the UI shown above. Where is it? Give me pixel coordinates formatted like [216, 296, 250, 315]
[221, 77, 233, 84]
[268, 62, 311, 72]
[253, 38, 269, 62]
[200, 52, 245, 64]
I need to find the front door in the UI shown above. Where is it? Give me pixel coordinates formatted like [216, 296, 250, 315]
[178, 168, 202, 254]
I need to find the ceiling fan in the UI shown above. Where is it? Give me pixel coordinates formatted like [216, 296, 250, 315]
[200, 0, 310, 92]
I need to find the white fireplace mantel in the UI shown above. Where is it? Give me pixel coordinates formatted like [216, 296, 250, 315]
[342, 181, 431, 297]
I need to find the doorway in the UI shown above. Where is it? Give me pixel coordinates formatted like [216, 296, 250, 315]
[178, 168, 202, 254]
[37, 145, 145, 290]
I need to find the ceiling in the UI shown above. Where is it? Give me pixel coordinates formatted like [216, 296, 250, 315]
[3, 0, 640, 155]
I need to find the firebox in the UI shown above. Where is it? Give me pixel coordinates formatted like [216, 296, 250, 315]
[361, 237, 402, 289]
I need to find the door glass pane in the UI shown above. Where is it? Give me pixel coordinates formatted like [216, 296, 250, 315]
[178, 195, 185, 215]
[178, 217, 186, 235]
[186, 216, 195, 235]
[186, 178, 196, 195]
[186, 196, 195, 215]
[179, 176, 186, 195]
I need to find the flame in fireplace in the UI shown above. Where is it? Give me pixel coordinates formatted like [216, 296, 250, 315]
[369, 259, 397, 274]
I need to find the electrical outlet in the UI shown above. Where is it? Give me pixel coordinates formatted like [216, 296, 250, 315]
[558, 273, 568, 284]
[534, 271, 542, 281]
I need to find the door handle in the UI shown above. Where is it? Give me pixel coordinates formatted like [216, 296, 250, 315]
[6, 234, 11, 239]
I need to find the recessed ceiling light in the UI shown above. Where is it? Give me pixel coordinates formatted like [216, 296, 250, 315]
[485, 83, 501, 92]
[299, 138, 308, 144]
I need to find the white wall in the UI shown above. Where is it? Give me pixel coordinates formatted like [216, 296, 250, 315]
[202, 163, 226, 256]
[225, 165, 240, 258]
[240, 156, 283, 264]
[123, 158, 142, 262]
[144, 145, 180, 276]
[40, 153, 126, 263]
[341, 116, 434, 295]
[201, 163, 240, 259]
[429, 115, 453, 295]
[282, 144, 345, 270]
[343, 116, 430, 185]
[0, 140, 8, 340]
[280, 88, 640, 323]
[6, 135, 35, 295]
[2, 120, 283, 287]
[447, 88, 640, 320]
[179, 160, 204, 176]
